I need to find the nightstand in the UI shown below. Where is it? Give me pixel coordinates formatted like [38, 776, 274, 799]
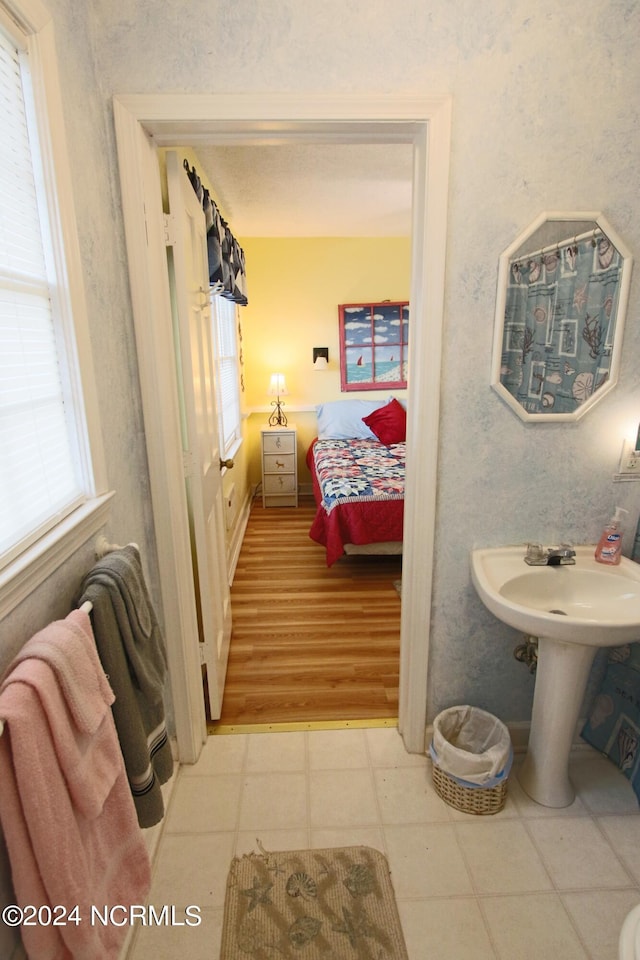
[261, 426, 298, 507]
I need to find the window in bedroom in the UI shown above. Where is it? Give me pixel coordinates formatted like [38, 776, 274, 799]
[212, 293, 242, 459]
[0, 2, 107, 613]
[339, 300, 409, 391]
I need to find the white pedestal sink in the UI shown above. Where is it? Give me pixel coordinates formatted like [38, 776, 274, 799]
[471, 546, 640, 807]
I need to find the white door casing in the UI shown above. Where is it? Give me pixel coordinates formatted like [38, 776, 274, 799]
[165, 150, 232, 720]
[113, 94, 451, 761]
[113, 112, 206, 761]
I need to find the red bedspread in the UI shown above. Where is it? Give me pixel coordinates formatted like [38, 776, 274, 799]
[307, 438, 405, 566]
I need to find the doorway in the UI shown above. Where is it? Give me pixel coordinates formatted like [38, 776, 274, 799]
[113, 93, 452, 762]
[194, 149, 411, 727]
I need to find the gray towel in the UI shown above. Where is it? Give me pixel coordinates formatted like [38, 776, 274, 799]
[80, 545, 173, 828]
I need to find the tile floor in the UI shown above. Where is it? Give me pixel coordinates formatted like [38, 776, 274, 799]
[128, 726, 640, 960]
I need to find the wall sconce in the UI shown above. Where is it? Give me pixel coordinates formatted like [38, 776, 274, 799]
[268, 373, 288, 426]
[313, 347, 329, 370]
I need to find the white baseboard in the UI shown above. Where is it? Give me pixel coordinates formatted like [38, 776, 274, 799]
[227, 491, 252, 584]
[506, 721, 531, 754]
[425, 718, 590, 756]
[506, 718, 591, 754]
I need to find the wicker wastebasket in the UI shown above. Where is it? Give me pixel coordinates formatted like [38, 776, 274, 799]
[429, 706, 513, 816]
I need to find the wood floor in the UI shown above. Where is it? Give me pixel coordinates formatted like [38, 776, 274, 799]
[211, 497, 402, 728]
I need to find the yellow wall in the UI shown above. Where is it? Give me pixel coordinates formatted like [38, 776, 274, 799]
[240, 236, 411, 485]
[158, 150, 411, 504]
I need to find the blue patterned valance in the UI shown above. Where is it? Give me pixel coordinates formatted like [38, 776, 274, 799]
[499, 231, 622, 415]
[184, 160, 248, 306]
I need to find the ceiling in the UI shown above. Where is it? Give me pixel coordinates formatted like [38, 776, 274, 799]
[193, 142, 414, 238]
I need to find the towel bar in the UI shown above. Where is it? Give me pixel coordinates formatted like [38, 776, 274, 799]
[95, 536, 139, 559]
[0, 541, 139, 736]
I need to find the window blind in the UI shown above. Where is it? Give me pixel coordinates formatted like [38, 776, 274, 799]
[0, 28, 83, 563]
[212, 295, 241, 457]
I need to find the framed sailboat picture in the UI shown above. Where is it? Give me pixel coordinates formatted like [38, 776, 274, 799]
[338, 301, 409, 391]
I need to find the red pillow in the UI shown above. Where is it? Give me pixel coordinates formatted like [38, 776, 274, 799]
[362, 398, 406, 445]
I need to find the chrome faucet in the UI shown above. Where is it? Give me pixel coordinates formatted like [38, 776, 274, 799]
[524, 543, 576, 566]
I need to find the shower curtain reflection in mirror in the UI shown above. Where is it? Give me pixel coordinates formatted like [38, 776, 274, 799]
[491, 212, 633, 422]
[499, 229, 623, 417]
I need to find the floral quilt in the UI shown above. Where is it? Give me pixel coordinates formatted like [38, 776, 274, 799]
[311, 438, 405, 513]
[307, 438, 405, 565]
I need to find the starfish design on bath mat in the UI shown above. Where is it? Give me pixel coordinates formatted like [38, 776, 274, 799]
[241, 876, 273, 912]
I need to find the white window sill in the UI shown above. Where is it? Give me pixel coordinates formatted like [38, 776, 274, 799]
[0, 491, 114, 619]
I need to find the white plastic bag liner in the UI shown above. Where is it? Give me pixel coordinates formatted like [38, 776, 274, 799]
[430, 705, 512, 787]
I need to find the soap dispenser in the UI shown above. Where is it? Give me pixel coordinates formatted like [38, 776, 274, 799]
[632, 513, 640, 564]
[594, 507, 628, 565]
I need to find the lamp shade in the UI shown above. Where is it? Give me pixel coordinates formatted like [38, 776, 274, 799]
[313, 356, 329, 371]
[268, 373, 288, 396]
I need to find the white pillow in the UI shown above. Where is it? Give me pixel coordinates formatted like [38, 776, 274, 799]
[316, 398, 389, 440]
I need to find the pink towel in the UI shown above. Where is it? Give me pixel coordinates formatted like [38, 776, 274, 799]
[7, 610, 114, 735]
[0, 611, 152, 960]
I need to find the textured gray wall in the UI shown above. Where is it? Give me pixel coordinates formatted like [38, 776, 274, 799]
[3, 3, 640, 952]
[89, 0, 640, 721]
[46, 0, 640, 721]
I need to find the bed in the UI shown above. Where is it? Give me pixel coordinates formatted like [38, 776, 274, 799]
[306, 398, 406, 566]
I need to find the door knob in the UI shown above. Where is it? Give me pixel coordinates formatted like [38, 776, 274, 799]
[220, 457, 234, 470]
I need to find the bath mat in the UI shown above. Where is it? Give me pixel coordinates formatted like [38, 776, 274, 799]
[221, 845, 409, 959]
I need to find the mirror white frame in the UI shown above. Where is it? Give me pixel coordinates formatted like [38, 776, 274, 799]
[491, 211, 633, 422]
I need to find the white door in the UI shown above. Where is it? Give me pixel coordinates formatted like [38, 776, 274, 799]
[165, 150, 232, 719]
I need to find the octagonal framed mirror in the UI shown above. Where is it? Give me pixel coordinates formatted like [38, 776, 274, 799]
[491, 211, 633, 421]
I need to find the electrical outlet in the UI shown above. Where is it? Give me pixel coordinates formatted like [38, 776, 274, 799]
[618, 439, 640, 475]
